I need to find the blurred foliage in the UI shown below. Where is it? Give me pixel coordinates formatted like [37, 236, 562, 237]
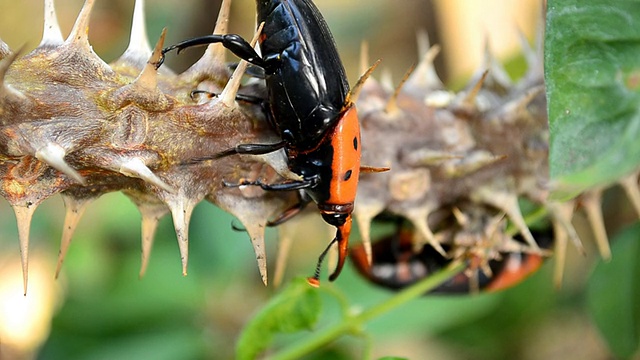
[0, 0, 638, 359]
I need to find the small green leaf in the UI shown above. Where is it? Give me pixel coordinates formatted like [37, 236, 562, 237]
[236, 277, 321, 360]
[587, 224, 640, 358]
[545, 0, 640, 199]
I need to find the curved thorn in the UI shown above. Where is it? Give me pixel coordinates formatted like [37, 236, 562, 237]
[220, 22, 264, 107]
[13, 204, 37, 296]
[385, 63, 415, 115]
[405, 207, 446, 256]
[619, 173, 640, 218]
[129, 0, 152, 56]
[40, 0, 64, 47]
[347, 59, 381, 105]
[35, 143, 86, 185]
[66, 0, 96, 48]
[55, 194, 95, 278]
[273, 226, 293, 288]
[119, 157, 174, 193]
[461, 69, 489, 108]
[353, 202, 385, 266]
[167, 198, 196, 276]
[547, 201, 584, 255]
[138, 202, 169, 278]
[581, 189, 611, 261]
[133, 28, 166, 91]
[475, 189, 540, 252]
[242, 220, 269, 286]
[359, 40, 370, 76]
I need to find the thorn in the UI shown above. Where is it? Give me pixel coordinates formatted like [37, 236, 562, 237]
[548, 201, 575, 288]
[0, 47, 28, 101]
[66, 0, 96, 48]
[0, 38, 9, 60]
[347, 59, 381, 105]
[481, 38, 512, 90]
[12, 204, 37, 296]
[167, 197, 196, 276]
[40, 0, 64, 47]
[547, 200, 584, 254]
[35, 143, 86, 185]
[359, 40, 370, 76]
[474, 188, 540, 252]
[119, 157, 174, 193]
[220, 22, 264, 107]
[517, 27, 537, 70]
[407, 30, 442, 91]
[619, 173, 640, 218]
[133, 28, 167, 91]
[273, 226, 294, 288]
[353, 201, 385, 266]
[403, 148, 461, 166]
[118, 0, 153, 66]
[55, 194, 95, 278]
[461, 69, 489, 109]
[405, 206, 446, 256]
[451, 207, 469, 226]
[384, 63, 415, 115]
[243, 220, 269, 286]
[182, 0, 233, 78]
[137, 202, 169, 278]
[444, 151, 506, 178]
[380, 67, 394, 92]
[581, 189, 611, 261]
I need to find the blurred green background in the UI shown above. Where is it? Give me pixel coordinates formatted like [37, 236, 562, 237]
[0, 0, 636, 359]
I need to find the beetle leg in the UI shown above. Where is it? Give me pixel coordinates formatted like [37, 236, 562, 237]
[190, 90, 265, 104]
[161, 34, 267, 68]
[223, 177, 316, 191]
[267, 191, 312, 226]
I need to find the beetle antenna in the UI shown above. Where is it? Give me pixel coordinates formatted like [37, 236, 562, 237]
[307, 237, 337, 287]
[346, 59, 381, 105]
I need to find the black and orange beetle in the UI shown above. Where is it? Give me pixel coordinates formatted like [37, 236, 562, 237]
[161, 0, 376, 285]
[350, 218, 553, 293]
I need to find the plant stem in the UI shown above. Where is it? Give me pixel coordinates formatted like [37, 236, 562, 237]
[270, 262, 466, 360]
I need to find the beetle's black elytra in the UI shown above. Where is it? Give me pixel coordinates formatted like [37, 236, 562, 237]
[162, 0, 360, 285]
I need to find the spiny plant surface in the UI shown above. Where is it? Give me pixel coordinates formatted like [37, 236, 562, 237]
[0, 0, 638, 298]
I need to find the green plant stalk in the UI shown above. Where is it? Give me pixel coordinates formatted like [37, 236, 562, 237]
[270, 262, 467, 360]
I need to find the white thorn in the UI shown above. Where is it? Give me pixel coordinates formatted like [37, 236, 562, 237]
[167, 198, 196, 276]
[619, 173, 640, 218]
[119, 157, 174, 193]
[120, 0, 152, 63]
[547, 200, 584, 254]
[138, 202, 169, 278]
[182, 0, 234, 79]
[273, 226, 294, 288]
[56, 194, 95, 278]
[481, 38, 512, 89]
[40, 0, 64, 47]
[405, 207, 446, 256]
[0, 48, 28, 100]
[130, 28, 166, 91]
[66, 0, 96, 48]
[13, 204, 37, 295]
[474, 188, 539, 252]
[354, 201, 385, 266]
[385, 64, 414, 115]
[35, 143, 86, 185]
[517, 27, 537, 70]
[242, 220, 269, 286]
[548, 201, 575, 288]
[407, 30, 442, 91]
[359, 40, 370, 76]
[0, 38, 9, 60]
[380, 68, 394, 92]
[581, 189, 611, 261]
[220, 22, 264, 107]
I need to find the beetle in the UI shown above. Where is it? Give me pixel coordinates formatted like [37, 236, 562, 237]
[161, 0, 373, 285]
[349, 217, 553, 294]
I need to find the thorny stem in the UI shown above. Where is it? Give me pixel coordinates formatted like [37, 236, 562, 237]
[270, 262, 466, 360]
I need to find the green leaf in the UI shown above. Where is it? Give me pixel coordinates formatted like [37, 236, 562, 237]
[545, 0, 640, 199]
[587, 223, 640, 358]
[236, 277, 322, 360]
